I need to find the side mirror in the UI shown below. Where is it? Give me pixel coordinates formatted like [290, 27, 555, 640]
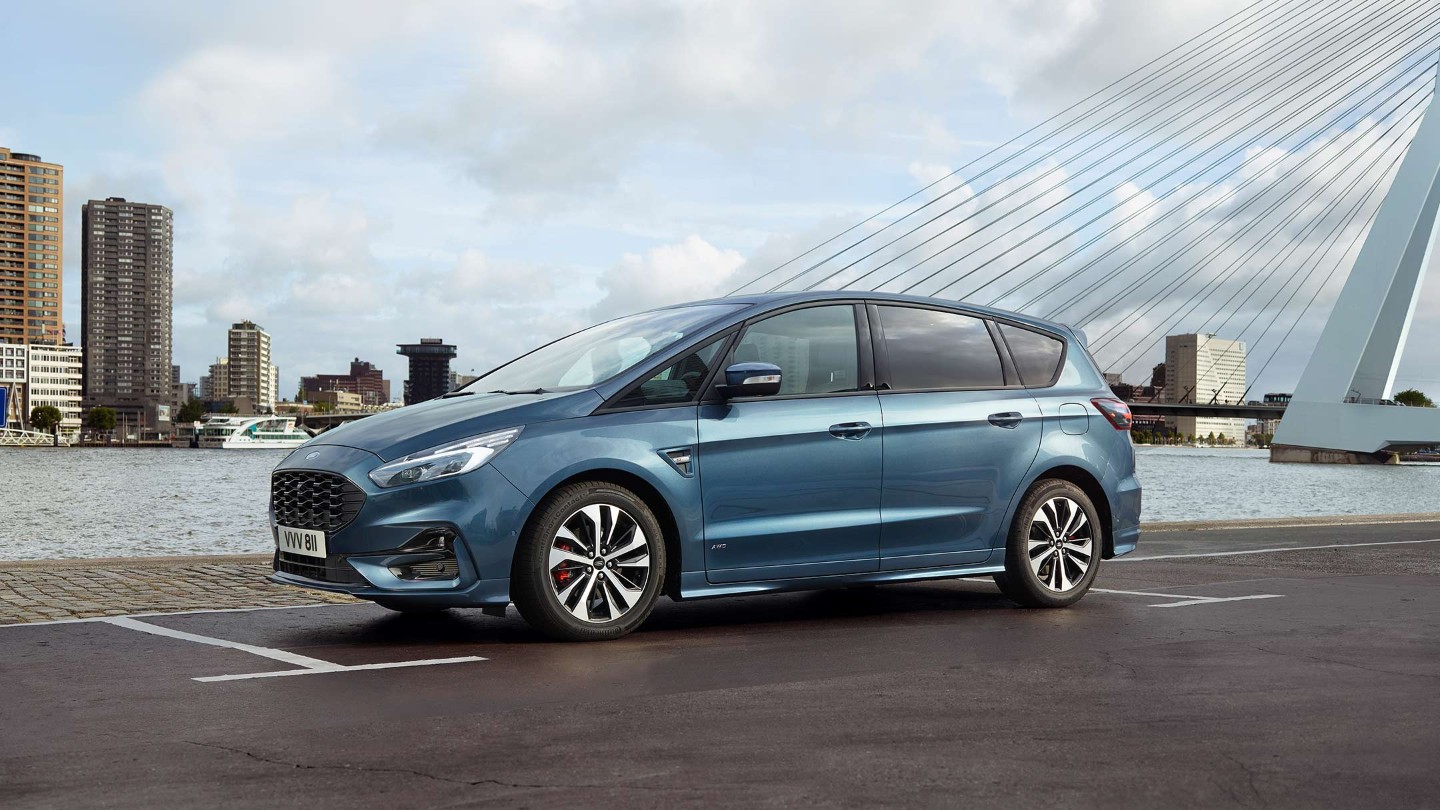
[718, 362, 782, 399]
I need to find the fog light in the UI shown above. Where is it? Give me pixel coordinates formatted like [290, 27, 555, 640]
[401, 527, 455, 553]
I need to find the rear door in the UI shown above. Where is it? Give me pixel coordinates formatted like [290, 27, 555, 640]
[871, 303, 1042, 570]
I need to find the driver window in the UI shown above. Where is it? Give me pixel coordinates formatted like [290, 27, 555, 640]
[734, 305, 859, 396]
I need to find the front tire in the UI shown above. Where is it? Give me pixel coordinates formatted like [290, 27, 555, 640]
[994, 479, 1102, 608]
[511, 481, 667, 641]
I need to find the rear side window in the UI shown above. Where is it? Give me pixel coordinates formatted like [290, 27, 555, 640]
[613, 336, 728, 408]
[875, 305, 1004, 390]
[999, 323, 1065, 386]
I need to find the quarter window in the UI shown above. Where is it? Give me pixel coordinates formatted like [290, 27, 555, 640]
[614, 336, 728, 408]
[999, 323, 1065, 387]
[734, 305, 859, 396]
[876, 305, 1005, 390]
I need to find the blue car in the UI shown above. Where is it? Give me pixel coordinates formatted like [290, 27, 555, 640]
[270, 292, 1141, 641]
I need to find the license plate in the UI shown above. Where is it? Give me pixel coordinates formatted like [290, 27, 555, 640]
[277, 525, 327, 559]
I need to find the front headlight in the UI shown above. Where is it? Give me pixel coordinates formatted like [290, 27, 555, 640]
[367, 427, 522, 488]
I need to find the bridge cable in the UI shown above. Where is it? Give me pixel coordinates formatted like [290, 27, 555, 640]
[882, 0, 1430, 298]
[1096, 88, 1429, 379]
[789, 0, 1411, 295]
[1060, 50, 1440, 340]
[732, 0, 1315, 294]
[969, 26, 1439, 312]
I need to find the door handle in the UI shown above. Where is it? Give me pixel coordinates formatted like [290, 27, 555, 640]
[988, 412, 1023, 429]
[829, 421, 872, 440]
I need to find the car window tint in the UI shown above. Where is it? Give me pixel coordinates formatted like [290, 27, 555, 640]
[999, 323, 1065, 386]
[734, 306, 859, 396]
[876, 305, 1004, 390]
[614, 337, 727, 408]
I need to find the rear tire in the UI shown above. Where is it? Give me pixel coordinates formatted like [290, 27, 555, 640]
[511, 481, 667, 641]
[994, 479, 1102, 608]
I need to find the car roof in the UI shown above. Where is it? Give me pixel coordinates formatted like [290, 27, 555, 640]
[673, 290, 1077, 337]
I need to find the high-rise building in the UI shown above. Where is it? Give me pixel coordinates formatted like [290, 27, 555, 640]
[1162, 333, 1247, 441]
[0, 147, 64, 345]
[226, 320, 277, 413]
[26, 343, 82, 438]
[81, 197, 173, 429]
[397, 338, 456, 405]
[300, 358, 391, 406]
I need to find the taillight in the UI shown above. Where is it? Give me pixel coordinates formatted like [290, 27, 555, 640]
[1091, 398, 1133, 430]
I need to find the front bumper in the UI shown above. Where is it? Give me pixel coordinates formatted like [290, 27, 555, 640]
[267, 443, 531, 607]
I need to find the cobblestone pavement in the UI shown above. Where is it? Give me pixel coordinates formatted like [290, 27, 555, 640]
[0, 555, 358, 624]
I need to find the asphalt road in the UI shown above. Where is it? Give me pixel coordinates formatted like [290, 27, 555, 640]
[2, 519, 1438, 808]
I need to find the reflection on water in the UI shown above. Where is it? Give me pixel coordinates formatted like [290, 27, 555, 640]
[2, 445, 1437, 560]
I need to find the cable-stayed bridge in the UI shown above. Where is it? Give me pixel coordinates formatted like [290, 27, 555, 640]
[732, 0, 1440, 463]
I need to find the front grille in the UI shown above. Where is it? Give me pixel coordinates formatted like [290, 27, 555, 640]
[271, 471, 365, 532]
[275, 551, 368, 584]
[391, 557, 460, 580]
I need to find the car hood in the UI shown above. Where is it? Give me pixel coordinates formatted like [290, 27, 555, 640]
[308, 389, 603, 462]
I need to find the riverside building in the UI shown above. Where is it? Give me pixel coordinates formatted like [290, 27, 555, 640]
[226, 320, 278, 414]
[26, 343, 82, 438]
[81, 197, 174, 431]
[1162, 333, 1247, 441]
[0, 147, 64, 345]
[300, 358, 391, 406]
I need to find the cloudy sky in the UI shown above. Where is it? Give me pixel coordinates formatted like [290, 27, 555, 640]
[8, 0, 1440, 400]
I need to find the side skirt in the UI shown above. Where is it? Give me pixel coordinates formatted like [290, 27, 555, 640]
[676, 556, 1004, 601]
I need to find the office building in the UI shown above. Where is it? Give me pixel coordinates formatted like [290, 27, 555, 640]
[0, 147, 64, 345]
[26, 343, 82, 438]
[1162, 333, 1247, 440]
[226, 320, 277, 413]
[81, 197, 173, 429]
[448, 370, 479, 392]
[0, 341, 25, 426]
[397, 338, 456, 405]
[300, 358, 391, 406]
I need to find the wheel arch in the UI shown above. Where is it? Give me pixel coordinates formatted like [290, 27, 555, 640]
[1019, 463, 1116, 558]
[520, 466, 685, 599]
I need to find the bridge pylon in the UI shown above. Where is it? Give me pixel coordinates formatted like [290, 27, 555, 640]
[1272, 69, 1440, 463]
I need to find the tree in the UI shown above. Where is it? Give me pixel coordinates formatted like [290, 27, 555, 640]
[1217, 432, 1227, 446]
[29, 405, 62, 434]
[1186, 433, 1195, 444]
[86, 407, 116, 432]
[219, 401, 239, 415]
[176, 397, 205, 424]
[1394, 388, 1435, 408]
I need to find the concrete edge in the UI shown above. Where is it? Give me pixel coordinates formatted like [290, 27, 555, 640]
[1139, 512, 1440, 532]
[0, 553, 272, 571]
[6, 511, 1440, 569]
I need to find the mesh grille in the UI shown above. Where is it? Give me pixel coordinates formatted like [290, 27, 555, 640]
[271, 471, 365, 532]
[274, 551, 368, 584]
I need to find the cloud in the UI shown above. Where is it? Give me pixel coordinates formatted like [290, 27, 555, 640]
[591, 236, 746, 319]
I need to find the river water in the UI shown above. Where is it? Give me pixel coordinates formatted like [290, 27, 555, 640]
[2, 445, 1438, 560]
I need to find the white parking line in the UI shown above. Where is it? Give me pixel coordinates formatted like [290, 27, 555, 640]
[1092, 588, 1285, 608]
[1119, 537, 1440, 562]
[100, 615, 485, 682]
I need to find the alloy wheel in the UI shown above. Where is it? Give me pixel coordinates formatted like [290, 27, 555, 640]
[548, 503, 652, 623]
[1028, 496, 1094, 593]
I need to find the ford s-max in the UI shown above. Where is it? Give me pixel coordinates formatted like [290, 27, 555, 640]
[269, 291, 1141, 641]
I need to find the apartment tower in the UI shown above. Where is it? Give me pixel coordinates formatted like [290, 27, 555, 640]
[81, 197, 174, 429]
[0, 147, 64, 345]
[227, 320, 278, 414]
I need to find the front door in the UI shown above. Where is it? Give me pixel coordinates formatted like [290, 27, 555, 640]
[698, 304, 883, 583]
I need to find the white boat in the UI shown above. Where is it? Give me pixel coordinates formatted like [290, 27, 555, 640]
[197, 416, 312, 449]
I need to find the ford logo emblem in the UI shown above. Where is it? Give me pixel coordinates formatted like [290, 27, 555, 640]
[305, 451, 321, 460]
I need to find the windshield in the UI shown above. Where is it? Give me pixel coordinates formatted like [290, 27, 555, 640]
[467, 304, 744, 393]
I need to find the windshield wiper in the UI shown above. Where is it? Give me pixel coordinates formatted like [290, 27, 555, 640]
[486, 388, 548, 395]
[440, 390, 475, 398]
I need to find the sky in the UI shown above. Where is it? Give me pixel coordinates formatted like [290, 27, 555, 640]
[7, 0, 1440, 401]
